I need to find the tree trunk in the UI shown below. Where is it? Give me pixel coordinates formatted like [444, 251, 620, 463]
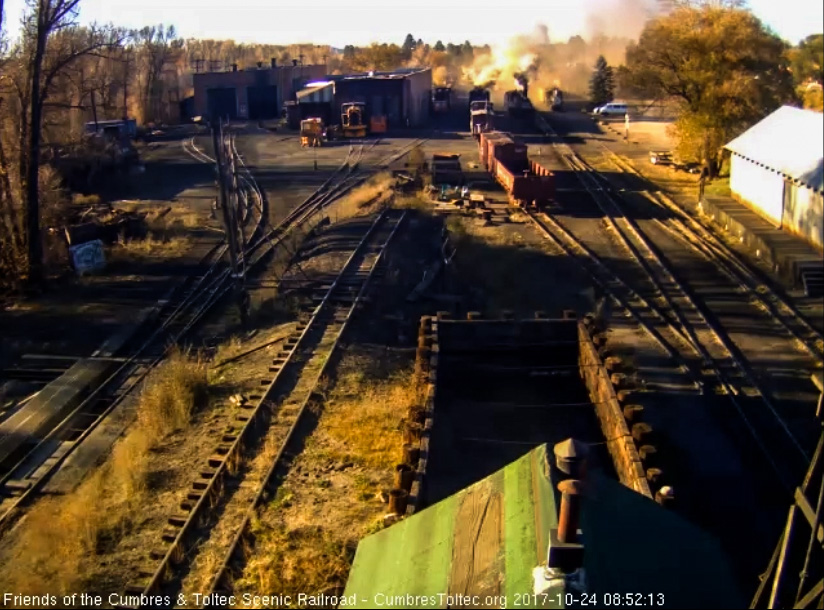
[26, 5, 49, 284]
[0, 100, 25, 254]
[701, 131, 719, 179]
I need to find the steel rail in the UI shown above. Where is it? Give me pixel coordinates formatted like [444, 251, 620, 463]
[203, 208, 407, 604]
[125, 206, 402, 604]
[536, 115, 809, 489]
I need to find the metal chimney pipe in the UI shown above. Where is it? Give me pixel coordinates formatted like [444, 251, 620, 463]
[557, 479, 584, 543]
[554, 438, 590, 479]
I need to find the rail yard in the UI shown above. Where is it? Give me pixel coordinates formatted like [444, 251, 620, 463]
[1, 27, 823, 610]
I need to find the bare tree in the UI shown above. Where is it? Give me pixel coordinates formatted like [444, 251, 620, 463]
[133, 25, 182, 124]
[20, 0, 118, 283]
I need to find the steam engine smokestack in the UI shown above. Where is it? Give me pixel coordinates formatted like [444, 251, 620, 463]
[514, 73, 529, 99]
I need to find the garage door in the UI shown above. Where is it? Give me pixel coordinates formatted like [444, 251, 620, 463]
[247, 86, 278, 120]
[206, 88, 238, 121]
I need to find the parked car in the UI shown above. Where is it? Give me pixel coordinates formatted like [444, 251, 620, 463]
[650, 150, 702, 174]
[593, 102, 628, 117]
[649, 150, 673, 165]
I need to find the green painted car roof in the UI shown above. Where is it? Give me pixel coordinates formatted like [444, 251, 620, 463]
[344, 443, 744, 609]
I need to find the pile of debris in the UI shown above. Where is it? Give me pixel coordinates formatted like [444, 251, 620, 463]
[63, 202, 151, 248]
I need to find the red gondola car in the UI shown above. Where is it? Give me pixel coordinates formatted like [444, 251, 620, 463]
[478, 130, 554, 210]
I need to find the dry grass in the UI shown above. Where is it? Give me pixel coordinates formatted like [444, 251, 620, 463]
[237, 526, 353, 608]
[212, 334, 244, 364]
[703, 177, 731, 198]
[111, 233, 191, 260]
[146, 206, 202, 232]
[71, 193, 103, 207]
[1, 428, 153, 596]
[137, 348, 208, 437]
[333, 172, 395, 219]
[322, 371, 420, 470]
[233, 350, 419, 602]
[0, 350, 207, 597]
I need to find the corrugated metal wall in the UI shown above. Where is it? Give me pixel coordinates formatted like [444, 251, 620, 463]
[782, 180, 824, 249]
[730, 153, 785, 226]
[404, 69, 432, 127]
[193, 65, 326, 119]
[334, 79, 404, 127]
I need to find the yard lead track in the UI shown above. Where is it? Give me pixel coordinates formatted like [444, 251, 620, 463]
[123, 206, 407, 608]
[534, 115, 814, 491]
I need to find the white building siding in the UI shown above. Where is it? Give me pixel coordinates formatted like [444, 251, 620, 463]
[730, 153, 785, 226]
[782, 180, 824, 249]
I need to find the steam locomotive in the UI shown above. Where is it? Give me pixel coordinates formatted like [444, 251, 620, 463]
[469, 87, 491, 105]
[549, 88, 564, 111]
[504, 74, 535, 120]
[431, 87, 452, 114]
[503, 90, 535, 120]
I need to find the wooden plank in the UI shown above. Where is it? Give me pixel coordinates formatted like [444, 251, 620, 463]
[795, 579, 823, 609]
[769, 505, 799, 608]
[448, 480, 503, 607]
[793, 487, 824, 544]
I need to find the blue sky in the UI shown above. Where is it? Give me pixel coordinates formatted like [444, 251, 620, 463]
[1, 0, 822, 47]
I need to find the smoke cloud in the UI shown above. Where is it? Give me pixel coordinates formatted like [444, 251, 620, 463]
[461, 0, 658, 99]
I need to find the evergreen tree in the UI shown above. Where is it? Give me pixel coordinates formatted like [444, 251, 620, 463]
[434, 40, 445, 52]
[589, 55, 615, 107]
[402, 33, 416, 59]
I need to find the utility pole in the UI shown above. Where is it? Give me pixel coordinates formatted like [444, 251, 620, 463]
[90, 89, 99, 131]
[122, 47, 132, 121]
[212, 123, 249, 327]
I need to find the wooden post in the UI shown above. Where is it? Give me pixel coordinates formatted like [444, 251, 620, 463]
[389, 489, 409, 515]
[395, 464, 415, 491]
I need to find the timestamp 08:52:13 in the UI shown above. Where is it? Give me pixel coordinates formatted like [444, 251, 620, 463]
[510, 592, 666, 607]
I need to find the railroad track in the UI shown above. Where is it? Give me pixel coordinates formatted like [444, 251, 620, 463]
[0, 131, 425, 535]
[603, 151, 824, 366]
[0, 130, 265, 530]
[122, 207, 407, 608]
[533, 115, 815, 491]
